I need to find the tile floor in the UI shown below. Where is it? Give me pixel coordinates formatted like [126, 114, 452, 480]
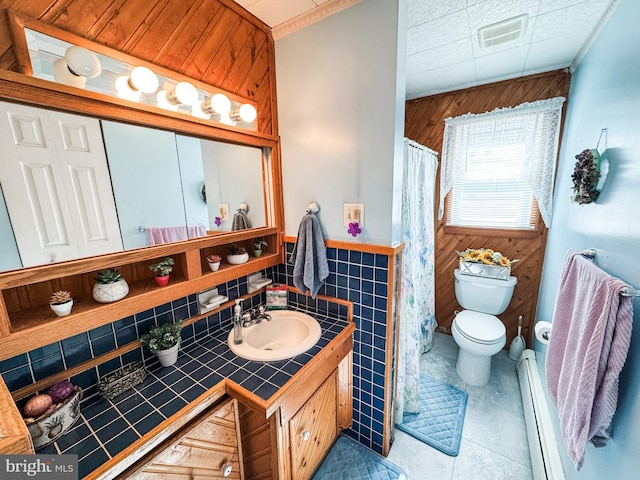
[387, 332, 534, 480]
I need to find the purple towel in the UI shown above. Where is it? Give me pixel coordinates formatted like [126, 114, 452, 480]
[146, 224, 206, 246]
[546, 250, 633, 470]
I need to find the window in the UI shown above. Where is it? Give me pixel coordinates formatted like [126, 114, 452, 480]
[438, 97, 565, 230]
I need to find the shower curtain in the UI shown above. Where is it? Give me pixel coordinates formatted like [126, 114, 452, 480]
[396, 138, 438, 418]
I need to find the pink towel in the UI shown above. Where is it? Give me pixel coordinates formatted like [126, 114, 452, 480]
[546, 250, 633, 470]
[146, 224, 206, 246]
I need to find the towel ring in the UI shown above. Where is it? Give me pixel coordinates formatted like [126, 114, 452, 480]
[238, 202, 249, 213]
[306, 201, 320, 214]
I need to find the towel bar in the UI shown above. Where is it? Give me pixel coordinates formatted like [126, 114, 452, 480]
[579, 249, 639, 297]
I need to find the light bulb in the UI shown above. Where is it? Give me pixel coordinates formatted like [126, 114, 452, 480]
[156, 90, 179, 111]
[211, 94, 231, 114]
[239, 104, 257, 123]
[53, 58, 86, 88]
[64, 46, 101, 78]
[192, 100, 210, 119]
[167, 81, 198, 106]
[129, 66, 158, 94]
[115, 76, 141, 101]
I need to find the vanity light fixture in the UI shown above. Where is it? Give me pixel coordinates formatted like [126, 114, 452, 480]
[52, 45, 101, 88]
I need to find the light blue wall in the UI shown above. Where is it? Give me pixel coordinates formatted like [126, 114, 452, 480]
[275, 0, 406, 245]
[536, 0, 640, 477]
[175, 135, 209, 230]
[0, 184, 21, 271]
[102, 121, 186, 249]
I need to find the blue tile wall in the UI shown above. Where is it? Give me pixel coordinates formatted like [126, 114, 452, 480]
[279, 242, 394, 454]
[0, 272, 268, 403]
[1, 246, 393, 457]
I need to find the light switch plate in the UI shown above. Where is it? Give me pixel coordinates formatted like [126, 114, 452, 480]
[218, 203, 230, 221]
[344, 203, 364, 227]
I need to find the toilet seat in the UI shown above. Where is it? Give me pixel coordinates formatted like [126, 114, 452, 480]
[453, 310, 505, 345]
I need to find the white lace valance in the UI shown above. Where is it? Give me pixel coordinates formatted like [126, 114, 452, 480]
[439, 97, 566, 228]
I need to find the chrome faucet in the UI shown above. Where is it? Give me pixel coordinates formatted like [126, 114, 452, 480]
[242, 305, 271, 327]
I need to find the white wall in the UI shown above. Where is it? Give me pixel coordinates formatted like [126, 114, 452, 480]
[275, 0, 406, 244]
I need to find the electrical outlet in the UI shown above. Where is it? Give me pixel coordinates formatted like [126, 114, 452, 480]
[218, 203, 230, 221]
[344, 203, 364, 227]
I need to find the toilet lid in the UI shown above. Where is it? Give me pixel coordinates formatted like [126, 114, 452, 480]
[454, 310, 506, 343]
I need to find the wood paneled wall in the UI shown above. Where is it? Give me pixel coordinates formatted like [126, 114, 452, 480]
[0, 0, 277, 136]
[404, 70, 571, 346]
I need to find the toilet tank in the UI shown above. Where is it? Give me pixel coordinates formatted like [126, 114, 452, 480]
[454, 269, 517, 315]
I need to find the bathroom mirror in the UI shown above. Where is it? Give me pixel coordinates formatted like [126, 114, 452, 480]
[0, 100, 273, 271]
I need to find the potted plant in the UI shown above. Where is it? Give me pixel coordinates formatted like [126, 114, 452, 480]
[207, 254, 222, 271]
[149, 256, 174, 287]
[227, 245, 249, 265]
[253, 239, 268, 257]
[140, 321, 183, 367]
[49, 290, 73, 317]
[93, 268, 129, 303]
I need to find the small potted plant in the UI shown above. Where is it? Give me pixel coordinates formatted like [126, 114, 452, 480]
[207, 254, 222, 271]
[140, 321, 183, 367]
[49, 290, 73, 317]
[227, 244, 249, 265]
[149, 256, 174, 287]
[253, 239, 268, 257]
[93, 267, 129, 303]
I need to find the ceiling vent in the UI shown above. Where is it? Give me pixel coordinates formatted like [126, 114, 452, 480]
[478, 14, 529, 48]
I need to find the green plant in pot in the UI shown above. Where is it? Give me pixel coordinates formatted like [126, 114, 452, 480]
[49, 290, 73, 317]
[149, 256, 174, 287]
[253, 239, 267, 257]
[93, 267, 129, 303]
[140, 321, 183, 367]
[227, 244, 249, 265]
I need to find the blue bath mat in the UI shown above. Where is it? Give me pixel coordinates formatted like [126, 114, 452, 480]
[312, 434, 407, 479]
[396, 375, 467, 456]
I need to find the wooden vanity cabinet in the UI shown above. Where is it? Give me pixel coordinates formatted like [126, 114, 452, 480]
[288, 371, 337, 480]
[121, 397, 244, 479]
[237, 345, 353, 480]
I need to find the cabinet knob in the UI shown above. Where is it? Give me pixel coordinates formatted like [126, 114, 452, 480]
[221, 463, 233, 477]
[300, 430, 311, 441]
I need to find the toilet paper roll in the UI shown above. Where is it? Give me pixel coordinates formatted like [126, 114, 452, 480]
[534, 321, 552, 344]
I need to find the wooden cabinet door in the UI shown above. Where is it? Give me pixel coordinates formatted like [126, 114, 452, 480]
[124, 397, 244, 479]
[288, 372, 337, 480]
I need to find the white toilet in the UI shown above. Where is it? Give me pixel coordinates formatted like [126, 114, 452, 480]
[452, 268, 517, 386]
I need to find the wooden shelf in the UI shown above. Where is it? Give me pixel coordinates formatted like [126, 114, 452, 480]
[0, 228, 283, 361]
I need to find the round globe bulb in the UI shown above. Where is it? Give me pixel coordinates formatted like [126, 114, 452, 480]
[238, 104, 257, 123]
[65, 46, 101, 78]
[130, 66, 158, 94]
[115, 76, 141, 101]
[53, 58, 86, 88]
[173, 82, 198, 106]
[210, 94, 231, 114]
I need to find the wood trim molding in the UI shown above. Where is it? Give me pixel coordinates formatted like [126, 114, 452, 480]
[271, 0, 364, 40]
[283, 235, 404, 256]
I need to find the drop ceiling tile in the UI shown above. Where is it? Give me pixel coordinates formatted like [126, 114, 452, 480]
[524, 36, 583, 71]
[531, 0, 609, 43]
[408, 37, 474, 73]
[243, 0, 318, 27]
[474, 45, 529, 83]
[407, 59, 478, 99]
[407, 0, 467, 28]
[407, 9, 471, 55]
[466, 0, 541, 33]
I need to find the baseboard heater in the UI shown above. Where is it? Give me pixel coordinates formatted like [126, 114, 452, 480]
[516, 349, 565, 480]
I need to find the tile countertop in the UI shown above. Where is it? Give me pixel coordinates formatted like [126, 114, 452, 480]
[36, 311, 352, 479]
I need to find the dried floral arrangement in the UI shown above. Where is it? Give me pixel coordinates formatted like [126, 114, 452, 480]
[571, 149, 601, 204]
[457, 248, 518, 267]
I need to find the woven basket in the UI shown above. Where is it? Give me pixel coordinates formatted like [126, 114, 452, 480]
[98, 362, 147, 400]
[459, 260, 511, 281]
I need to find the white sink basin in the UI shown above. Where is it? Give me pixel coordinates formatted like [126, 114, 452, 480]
[228, 310, 322, 361]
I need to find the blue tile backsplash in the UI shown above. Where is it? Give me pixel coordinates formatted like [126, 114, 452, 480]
[0, 242, 395, 472]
